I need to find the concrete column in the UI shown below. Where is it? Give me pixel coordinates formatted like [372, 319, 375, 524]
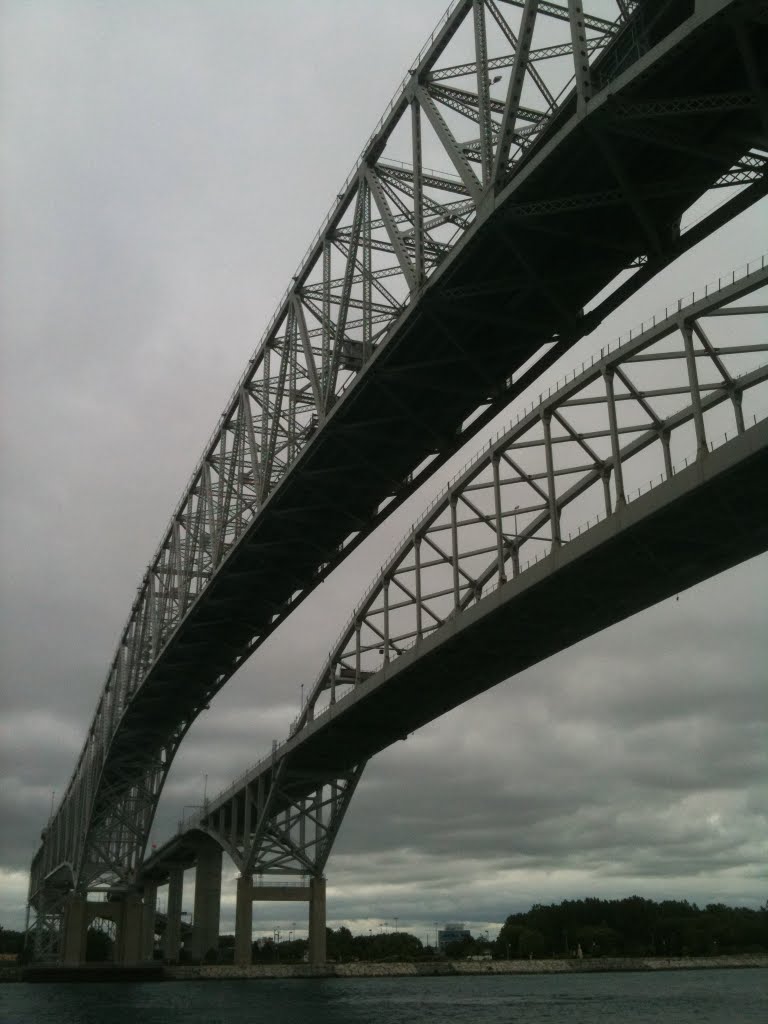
[115, 892, 144, 964]
[190, 843, 222, 961]
[307, 876, 326, 965]
[62, 893, 87, 965]
[142, 882, 157, 961]
[234, 875, 253, 967]
[162, 866, 184, 962]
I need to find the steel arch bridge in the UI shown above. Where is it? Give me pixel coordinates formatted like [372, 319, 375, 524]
[144, 261, 768, 965]
[28, 0, 768, 958]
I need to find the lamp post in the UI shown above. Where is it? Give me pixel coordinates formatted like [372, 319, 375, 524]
[513, 506, 520, 575]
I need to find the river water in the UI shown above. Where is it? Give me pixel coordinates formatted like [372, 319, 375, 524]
[1, 969, 765, 1023]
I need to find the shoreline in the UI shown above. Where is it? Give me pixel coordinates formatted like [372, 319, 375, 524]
[167, 955, 768, 981]
[4, 954, 766, 983]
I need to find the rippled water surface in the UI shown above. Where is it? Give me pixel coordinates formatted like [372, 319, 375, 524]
[1, 969, 765, 1024]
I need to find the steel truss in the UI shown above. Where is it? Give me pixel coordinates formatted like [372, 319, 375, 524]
[186, 761, 365, 879]
[299, 262, 768, 723]
[30, 0, 768, 930]
[164, 261, 767, 886]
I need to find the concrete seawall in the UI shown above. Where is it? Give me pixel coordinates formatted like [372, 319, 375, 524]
[3, 955, 765, 983]
[166, 955, 768, 981]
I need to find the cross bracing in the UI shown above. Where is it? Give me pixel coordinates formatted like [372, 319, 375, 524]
[30, 0, 768, 927]
[298, 261, 768, 724]
[145, 262, 768, 894]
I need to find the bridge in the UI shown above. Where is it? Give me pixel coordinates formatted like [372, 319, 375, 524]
[27, 0, 768, 964]
[140, 262, 768, 965]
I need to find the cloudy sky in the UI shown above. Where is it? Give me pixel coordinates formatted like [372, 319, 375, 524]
[1, 1, 766, 942]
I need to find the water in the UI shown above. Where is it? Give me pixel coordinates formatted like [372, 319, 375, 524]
[1, 969, 765, 1024]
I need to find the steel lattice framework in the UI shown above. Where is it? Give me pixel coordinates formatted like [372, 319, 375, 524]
[143, 261, 768, 893]
[29, 0, 768, 955]
[300, 263, 768, 720]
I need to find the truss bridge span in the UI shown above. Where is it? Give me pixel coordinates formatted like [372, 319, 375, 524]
[142, 261, 768, 966]
[29, 0, 768, 959]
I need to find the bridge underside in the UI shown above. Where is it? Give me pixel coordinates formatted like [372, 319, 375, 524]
[136, 417, 768, 960]
[30, 0, 768, 930]
[276, 420, 768, 781]
[109, 0, 768, 810]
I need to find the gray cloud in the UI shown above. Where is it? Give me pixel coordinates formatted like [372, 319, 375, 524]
[1, 0, 766, 937]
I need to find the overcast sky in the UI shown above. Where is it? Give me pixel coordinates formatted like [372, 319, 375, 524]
[1, 1, 766, 942]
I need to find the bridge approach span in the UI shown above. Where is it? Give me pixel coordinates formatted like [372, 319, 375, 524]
[142, 263, 768, 963]
[30, 0, 768, 935]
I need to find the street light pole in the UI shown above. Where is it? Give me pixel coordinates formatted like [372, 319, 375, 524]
[513, 506, 520, 576]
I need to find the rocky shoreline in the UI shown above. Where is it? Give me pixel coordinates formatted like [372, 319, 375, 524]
[166, 955, 768, 981]
[2, 955, 765, 983]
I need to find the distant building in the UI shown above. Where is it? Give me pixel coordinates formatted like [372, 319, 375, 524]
[438, 923, 471, 951]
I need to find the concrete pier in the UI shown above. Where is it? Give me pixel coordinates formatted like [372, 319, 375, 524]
[308, 877, 326, 966]
[115, 892, 144, 964]
[62, 894, 87, 965]
[162, 866, 184, 962]
[142, 882, 157, 961]
[233, 875, 327, 966]
[234, 875, 253, 967]
[61, 889, 151, 965]
[190, 843, 222, 961]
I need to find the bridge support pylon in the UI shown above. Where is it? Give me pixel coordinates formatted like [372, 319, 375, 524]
[142, 881, 157, 961]
[234, 874, 253, 967]
[233, 874, 327, 966]
[308, 876, 326, 966]
[162, 865, 184, 962]
[62, 893, 87, 965]
[190, 842, 222, 961]
[114, 892, 144, 964]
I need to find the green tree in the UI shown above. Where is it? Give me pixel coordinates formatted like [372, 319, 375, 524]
[85, 926, 113, 962]
[518, 928, 546, 958]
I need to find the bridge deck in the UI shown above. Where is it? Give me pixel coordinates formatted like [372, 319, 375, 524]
[120, 0, 766, 777]
[148, 417, 766, 866]
[291, 420, 768, 776]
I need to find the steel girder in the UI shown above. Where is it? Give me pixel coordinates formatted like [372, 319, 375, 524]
[142, 760, 364, 889]
[300, 263, 768, 720]
[147, 262, 768, 885]
[30, 0, 768, 918]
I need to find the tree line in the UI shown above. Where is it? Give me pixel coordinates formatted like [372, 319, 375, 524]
[238, 897, 768, 962]
[4, 896, 765, 962]
[495, 897, 768, 958]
